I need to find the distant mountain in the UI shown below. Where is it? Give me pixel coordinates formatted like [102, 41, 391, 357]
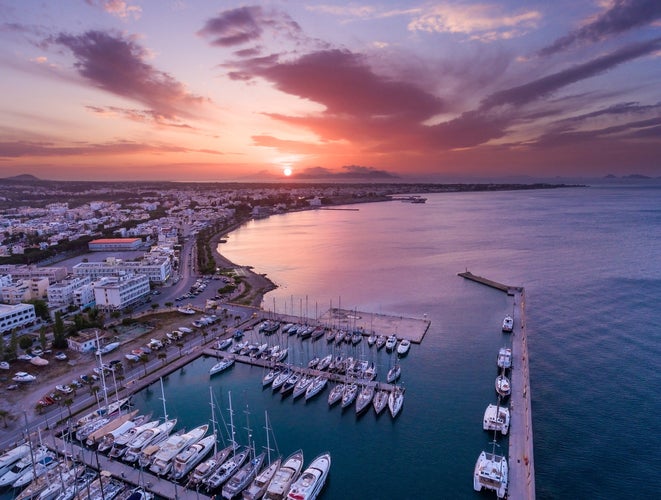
[2, 173, 41, 181]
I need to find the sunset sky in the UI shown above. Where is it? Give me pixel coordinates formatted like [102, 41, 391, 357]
[1, 0, 660, 181]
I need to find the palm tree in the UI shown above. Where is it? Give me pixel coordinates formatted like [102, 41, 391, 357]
[91, 385, 100, 405]
[157, 352, 167, 365]
[139, 353, 149, 376]
[62, 398, 74, 419]
[175, 341, 184, 358]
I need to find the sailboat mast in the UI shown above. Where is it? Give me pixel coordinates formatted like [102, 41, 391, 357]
[209, 386, 217, 455]
[159, 377, 168, 421]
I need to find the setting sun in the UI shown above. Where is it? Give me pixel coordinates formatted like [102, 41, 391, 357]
[283, 167, 292, 177]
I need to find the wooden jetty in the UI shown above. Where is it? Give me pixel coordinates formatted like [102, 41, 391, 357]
[459, 271, 535, 500]
[316, 308, 431, 343]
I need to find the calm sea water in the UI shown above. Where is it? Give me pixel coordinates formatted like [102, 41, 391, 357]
[7, 185, 656, 500]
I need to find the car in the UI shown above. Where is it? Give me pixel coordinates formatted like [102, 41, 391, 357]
[54, 352, 68, 361]
[7, 384, 18, 391]
[32, 348, 44, 356]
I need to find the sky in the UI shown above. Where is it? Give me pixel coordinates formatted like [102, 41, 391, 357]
[0, 0, 660, 182]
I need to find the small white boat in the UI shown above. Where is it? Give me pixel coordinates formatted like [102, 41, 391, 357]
[473, 450, 508, 498]
[187, 444, 234, 488]
[55, 384, 73, 394]
[341, 383, 358, 409]
[355, 385, 375, 415]
[210, 357, 235, 376]
[263, 450, 303, 500]
[327, 384, 344, 406]
[271, 368, 293, 392]
[0, 447, 48, 488]
[285, 452, 330, 500]
[495, 374, 511, 397]
[372, 390, 388, 415]
[203, 446, 250, 491]
[0, 361, 9, 370]
[386, 364, 401, 383]
[216, 338, 233, 350]
[124, 420, 178, 463]
[367, 333, 377, 346]
[12, 454, 58, 488]
[292, 375, 314, 399]
[502, 315, 514, 333]
[483, 404, 511, 435]
[178, 307, 196, 315]
[388, 386, 405, 418]
[497, 347, 512, 369]
[396, 339, 411, 356]
[108, 419, 161, 459]
[304, 376, 327, 401]
[262, 366, 282, 387]
[385, 335, 397, 352]
[12, 371, 36, 383]
[316, 354, 332, 372]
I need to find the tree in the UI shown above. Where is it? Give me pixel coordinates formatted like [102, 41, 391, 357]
[19, 335, 33, 351]
[53, 312, 67, 349]
[150, 303, 159, 311]
[139, 354, 149, 376]
[39, 327, 48, 350]
[175, 341, 184, 358]
[27, 299, 49, 321]
[0, 409, 11, 428]
[157, 352, 167, 365]
[62, 398, 74, 420]
[164, 302, 173, 309]
[8, 331, 18, 360]
[90, 385, 100, 405]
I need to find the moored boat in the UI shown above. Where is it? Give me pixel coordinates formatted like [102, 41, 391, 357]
[385, 335, 397, 352]
[502, 315, 513, 333]
[263, 450, 303, 500]
[204, 447, 250, 491]
[327, 384, 344, 406]
[396, 339, 411, 356]
[473, 449, 508, 498]
[221, 451, 265, 499]
[210, 357, 235, 376]
[0, 443, 31, 478]
[483, 404, 510, 435]
[340, 383, 358, 409]
[497, 347, 512, 370]
[171, 434, 216, 481]
[372, 390, 388, 415]
[285, 452, 330, 500]
[242, 457, 281, 500]
[150, 424, 209, 476]
[304, 376, 327, 401]
[495, 374, 511, 398]
[108, 419, 161, 459]
[187, 444, 234, 488]
[386, 364, 401, 383]
[355, 385, 375, 415]
[388, 386, 405, 418]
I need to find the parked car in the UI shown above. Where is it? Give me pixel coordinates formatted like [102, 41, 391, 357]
[54, 352, 68, 361]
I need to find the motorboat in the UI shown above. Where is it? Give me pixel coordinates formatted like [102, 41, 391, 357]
[355, 385, 375, 415]
[55, 384, 73, 394]
[187, 444, 234, 488]
[502, 315, 514, 333]
[12, 372, 36, 383]
[327, 384, 344, 406]
[483, 404, 511, 435]
[221, 451, 265, 499]
[386, 364, 401, 383]
[203, 447, 250, 491]
[85, 410, 140, 447]
[473, 450, 508, 498]
[367, 332, 377, 346]
[11, 453, 58, 489]
[372, 390, 388, 415]
[396, 339, 411, 356]
[210, 357, 235, 376]
[150, 424, 209, 476]
[385, 335, 397, 352]
[0, 446, 49, 488]
[171, 434, 216, 481]
[304, 376, 327, 401]
[217, 338, 233, 351]
[495, 374, 511, 398]
[263, 450, 304, 500]
[497, 347, 512, 370]
[285, 452, 330, 500]
[0, 444, 30, 478]
[124, 420, 178, 464]
[75, 397, 130, 428]
[117, 487, 153, 500]
[388, 386, 405, 418]
[242, 457, 281, 500]
[108, 420, 160, 459]
[178, 307, 196, 315]
[341, 383, 358, 409]
[375, 335, 386, 349]
[0, 361, 9, 370]
[97, 415, 147, 454]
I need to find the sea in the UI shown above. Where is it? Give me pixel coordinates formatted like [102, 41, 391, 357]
[6, 183, 659, 500]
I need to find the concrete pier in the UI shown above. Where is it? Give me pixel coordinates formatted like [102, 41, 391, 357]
[459, 271, 535, 500]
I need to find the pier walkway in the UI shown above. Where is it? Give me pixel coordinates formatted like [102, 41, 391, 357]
[459, 270, 535, 500]
[48, 437, 210, 500]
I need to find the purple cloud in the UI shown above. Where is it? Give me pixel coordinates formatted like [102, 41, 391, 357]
[539, 0, 661, 56]
[51, 30, 206, 119]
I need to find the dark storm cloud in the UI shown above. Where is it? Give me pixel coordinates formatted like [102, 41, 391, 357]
[198, 5, 302, 47]
[539, 0, 661, 56]
[50, 30, 206, 119]
[484, 37, 661, 109]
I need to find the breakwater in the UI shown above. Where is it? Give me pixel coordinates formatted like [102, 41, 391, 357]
[459, 271, 536, 499]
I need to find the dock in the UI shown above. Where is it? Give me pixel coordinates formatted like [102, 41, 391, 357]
[459, 271, 535, 499]
[48, 437, 210, 500]
[316, 308, 431, 343]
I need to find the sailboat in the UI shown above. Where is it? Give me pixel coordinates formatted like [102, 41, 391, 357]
[388, 385, 405, 418]
[263, 450, 304, 500]
[473, 440, 508, 498]
[242, 411, 281, 500]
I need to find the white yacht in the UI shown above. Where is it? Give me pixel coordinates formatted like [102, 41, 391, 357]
[386, 364, 401, 383]
[355, 385, 375, 415]
[497, 347, 512, 370]
[187, 444, 234, 488]
[0, 446, 49, 487]
[304, 376, 327, 401]
[221, 451, 265, 499]
[242, 457, 281, 500]
[150, 424, 208, 476]
[388, 386, 405, 418]
[396, 339, 411, 356]
[171, 434, 216, 481]
[0, 443, 30, 478]
[482, 404, 511, 435]
[372, 390, 388, 415]
[502, 315, 514, 333]
[495, 374, 511, 398]
[107, 420, 159, 459]
[285, 452, 331, 500]
[203, 447, 250, 491]
[263, 450, 304, 500]
[473, 450, 508, 498]
[385, 335, 397, 352]
[210, 357, 235, 376]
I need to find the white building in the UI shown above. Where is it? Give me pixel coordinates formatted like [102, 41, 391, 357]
[47, 275, 92, 306]
[73, 255, 171, 284]
[0, 278, 49, 304]
[0, 303, 37, 333]
[73, 283, 96, 310]
[93, 274, 150, 312]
